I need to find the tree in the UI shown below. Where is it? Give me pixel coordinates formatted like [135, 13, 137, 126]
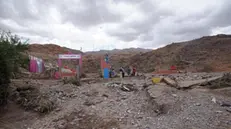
[0, 30, 29, 106]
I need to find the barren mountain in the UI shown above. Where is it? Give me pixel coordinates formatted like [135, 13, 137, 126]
[130, 34, 231, 73]
[83, 48, 151, 72]
[27, 44, 151, 73]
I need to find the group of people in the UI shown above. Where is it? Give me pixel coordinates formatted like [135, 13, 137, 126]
[105, 53, 137, 78]
[109, 66, 136, 78]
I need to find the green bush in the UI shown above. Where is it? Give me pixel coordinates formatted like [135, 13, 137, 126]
[0, 30, 28, 106]
[0, 54, 10, 106]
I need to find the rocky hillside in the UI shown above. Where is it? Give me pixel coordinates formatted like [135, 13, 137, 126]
[28, 44, 83, 57]
[130, 34, 231, 73]
[84, 48, 151, 72]
[27, 44, 151, 73]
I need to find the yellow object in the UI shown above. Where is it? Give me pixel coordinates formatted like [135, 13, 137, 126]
[152, 77, 162, 83]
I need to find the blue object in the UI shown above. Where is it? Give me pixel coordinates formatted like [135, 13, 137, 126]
[103, 68, 109, 79]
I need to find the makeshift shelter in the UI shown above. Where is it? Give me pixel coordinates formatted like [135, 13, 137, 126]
[57, 52, 82, 79]
[29, 55, 45, 73]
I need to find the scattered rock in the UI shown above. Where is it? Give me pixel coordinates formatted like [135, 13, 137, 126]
[121, 84, 131, 92]
[212, 97, 217, 103]
[83, 100, 95, 106]
[55, 120, 67, 129]
[9, 83, 55, 114]
[178, 76, 222, 89]
[226, 108, 231, 113]
[102, 94, 109, 98]
[215, 110, 223, 113]
[172, 94, 177, 97]
[200, 73, 231, 89]
[107, 82, 138, 92]
[55, 108, 61, 112]
[126, 109, 131, 113]
[220, 102, 231, 107]
[195, 103, 201, 106]
[143, 83, 151, 89]
[106, 82, 120, 87]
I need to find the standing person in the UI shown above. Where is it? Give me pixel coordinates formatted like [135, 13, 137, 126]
[119, 67, 125, 78]
[133, 67, 136, 76]
[111, 68, 115, 77]
[131, 67, 135, 76]
[127, 66, 131, 76]
[105, 53, 109, 64]
[122, 67, 125, 78]
[109, 66, 114, 78]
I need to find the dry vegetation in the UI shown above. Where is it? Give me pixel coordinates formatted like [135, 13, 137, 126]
[9, 81, 55, 114]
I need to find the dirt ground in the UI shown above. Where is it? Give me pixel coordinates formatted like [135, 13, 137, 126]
[0, 73, 231, 129]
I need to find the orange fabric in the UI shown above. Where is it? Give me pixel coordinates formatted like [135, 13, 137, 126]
[101, 58, 110, 68]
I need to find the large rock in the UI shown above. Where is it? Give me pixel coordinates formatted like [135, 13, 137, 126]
[162, 77, 178, 88]
[178, 76, 222, 89]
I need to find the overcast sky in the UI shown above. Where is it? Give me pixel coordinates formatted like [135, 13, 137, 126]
[0, 0, 231, 51]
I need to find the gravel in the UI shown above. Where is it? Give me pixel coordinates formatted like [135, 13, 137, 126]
[4, 73, 231, 129]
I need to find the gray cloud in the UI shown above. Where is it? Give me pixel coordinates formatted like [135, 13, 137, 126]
[59, 0, 122, 28]
[108, 0, 231, 47]
[0, 0, 42, 26]
[0, 0, 231, 51]
[0, 0, 123, 29]
[107, 1, 174, 42]
[170, 0, 231, 42]
[113, 0, 143, 3]
[109, 30, 140, 42]
[209, 1, 231, 27]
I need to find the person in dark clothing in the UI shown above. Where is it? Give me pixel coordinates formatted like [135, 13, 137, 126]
[119, 67, 125, 78]
[132, 67, 136, 76]
[109, 67, 115, 78]
[127, 66, 131, 76]
[105, 53, 109, 64]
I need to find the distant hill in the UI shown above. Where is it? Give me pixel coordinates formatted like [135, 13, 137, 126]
[130, 34, 231, 72]
[27, 44, 151, 73]
[29, 34, 231, 74]
[83, 48, 151, 72]
[28, 44, 82, 57]
[86, 48, 151, 55]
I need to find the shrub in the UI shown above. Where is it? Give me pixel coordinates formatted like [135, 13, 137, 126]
[0, 30, 28, 106]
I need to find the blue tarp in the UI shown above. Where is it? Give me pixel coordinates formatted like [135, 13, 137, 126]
[103, 68, 109, 79]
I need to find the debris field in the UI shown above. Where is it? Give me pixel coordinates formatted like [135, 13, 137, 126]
[0, 72, 231, 129]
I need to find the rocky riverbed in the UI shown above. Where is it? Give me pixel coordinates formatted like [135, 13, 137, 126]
[0, 72, 231, 129]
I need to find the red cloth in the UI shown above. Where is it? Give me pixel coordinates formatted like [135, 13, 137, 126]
[170, 65, 176, 70]
[54, 72, 60, 79]
[133, 68, 136, 73]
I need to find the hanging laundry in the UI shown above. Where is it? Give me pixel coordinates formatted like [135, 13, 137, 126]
[29, 55, 45, 73]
